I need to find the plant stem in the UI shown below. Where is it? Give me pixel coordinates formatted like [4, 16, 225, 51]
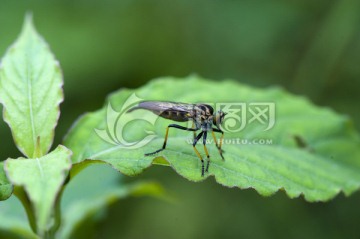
[14, 186, 37, 234]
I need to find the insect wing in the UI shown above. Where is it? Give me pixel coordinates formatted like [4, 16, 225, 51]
[128, 101, 195, 122]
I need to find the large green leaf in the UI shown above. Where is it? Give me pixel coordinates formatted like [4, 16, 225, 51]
[0, 14, 63, 158]
[0, 162, 13, 201]
[64, 76, 360, 202]
[4, 146, 71, 238]
[57, 164, 165, 239]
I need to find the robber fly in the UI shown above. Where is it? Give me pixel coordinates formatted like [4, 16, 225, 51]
[128, 101, 227, 176]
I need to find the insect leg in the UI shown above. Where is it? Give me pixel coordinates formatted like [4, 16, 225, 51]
[202, 131, 211, 173]
[145, 124, 198, 156]
[193, 131, 205, 176]
[191, 121, 196, 142]
[211, 128, 225, 160]
[212, 127, 224, 149]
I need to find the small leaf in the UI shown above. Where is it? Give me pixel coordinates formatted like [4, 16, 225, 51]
[4, 145, 72, 237]
[0, 14, 63, 158]
[57, 164, 165, 239]
[64, 76, 360, 202]
[0, 162, 13, 201]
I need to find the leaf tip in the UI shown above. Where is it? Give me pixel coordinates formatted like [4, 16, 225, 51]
[20, 12, 38, 37]
[24, 11, 34, 27]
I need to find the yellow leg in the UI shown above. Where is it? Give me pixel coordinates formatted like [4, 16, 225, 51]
[145, 124, 197, 156]
[211, 131, 225, 160]
[219, 132, 224, 150]
[203, 144, 211, 172]
[193, 146, 204, 176]
[191, 121, 196, 141]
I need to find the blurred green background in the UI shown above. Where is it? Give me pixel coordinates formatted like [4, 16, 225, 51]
[1, 0, 360, 238]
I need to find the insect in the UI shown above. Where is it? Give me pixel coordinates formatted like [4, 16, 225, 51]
[128, 101, 227, 176]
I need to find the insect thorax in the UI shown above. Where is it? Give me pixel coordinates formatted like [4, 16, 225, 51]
[194, 104, 214, 131]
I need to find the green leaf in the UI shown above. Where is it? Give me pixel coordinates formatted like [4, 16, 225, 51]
[64, 76, 360, 202]
[0, 196, 39, 239]
[0, 162, 13, 201]
[4, 146, 71, 237]
[0, 14, 63, 158]
[57, 164, 165, 239]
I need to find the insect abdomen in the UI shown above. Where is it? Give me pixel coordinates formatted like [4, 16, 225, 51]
[159, 110, 190, 122]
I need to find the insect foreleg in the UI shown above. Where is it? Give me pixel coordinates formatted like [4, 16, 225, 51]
[211, 128, 225, 160]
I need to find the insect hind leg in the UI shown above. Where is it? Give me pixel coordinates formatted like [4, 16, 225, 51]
[144, 124, 198, 156]
[144, 148, 163, 156]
